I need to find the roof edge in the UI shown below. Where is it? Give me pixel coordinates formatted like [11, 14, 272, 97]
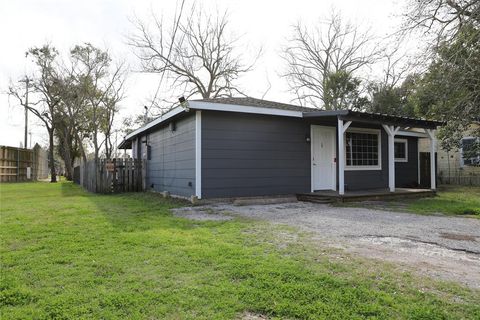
[119, 101, 444, 148]
[122, 106, 187, 141]
[304, 109, 443, 129]
[189, 101, 304, 118]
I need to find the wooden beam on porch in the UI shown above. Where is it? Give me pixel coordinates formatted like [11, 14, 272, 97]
[337, 119, 352, 195]
[424, 129, 437, 190]
[382, 124, 401, 192]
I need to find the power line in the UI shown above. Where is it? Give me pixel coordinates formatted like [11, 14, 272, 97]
[148, 0, 187, 116]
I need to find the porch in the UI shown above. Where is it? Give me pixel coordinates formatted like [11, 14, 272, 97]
[305, 110, 443, 195]
[297, 188, 435, 203]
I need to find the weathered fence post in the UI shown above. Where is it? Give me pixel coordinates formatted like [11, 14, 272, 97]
[79, 158, 145, 193]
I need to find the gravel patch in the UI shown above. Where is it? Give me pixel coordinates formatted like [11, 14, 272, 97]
[174, 201, 480, 288]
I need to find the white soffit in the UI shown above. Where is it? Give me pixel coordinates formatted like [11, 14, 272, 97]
[188, 101, 304, 118]
[124, 106, 185, 140]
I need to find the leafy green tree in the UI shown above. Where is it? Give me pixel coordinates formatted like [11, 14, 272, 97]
[9, 45, 61, 182]
[70, 43, 125, 163]
[323, 70, 368, 110]
[410, 23, 480, 150]
[366, 75, 419, 117]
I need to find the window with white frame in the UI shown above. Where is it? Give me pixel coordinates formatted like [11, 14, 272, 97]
[461, 137, 480, 166]
[394, 139, 408, 162]
[345, 129, 381, 170]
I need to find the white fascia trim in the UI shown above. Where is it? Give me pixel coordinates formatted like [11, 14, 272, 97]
[195, 110, 202, 199]
[397, 130, 428, 138]
[188, 101, 304, 118]
[124, 106, 186, 141]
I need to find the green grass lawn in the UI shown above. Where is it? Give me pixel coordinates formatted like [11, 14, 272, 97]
[406, 185, 480, 217]
[1, 182, 479, 319]
[335, 185, 480, 218]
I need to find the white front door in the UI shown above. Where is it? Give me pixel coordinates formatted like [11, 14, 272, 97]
[311, 125, 336, 191]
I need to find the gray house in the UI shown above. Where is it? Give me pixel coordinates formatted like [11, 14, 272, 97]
[118, 97, 441, 199]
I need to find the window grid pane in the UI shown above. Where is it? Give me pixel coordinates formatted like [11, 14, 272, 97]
[394, 141, 406, 159]
[346, 132, 379, 167]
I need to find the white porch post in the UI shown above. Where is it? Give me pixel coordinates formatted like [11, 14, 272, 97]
[195, 110, 202, 199]
[425, 129, 436, 190]
[337, 118, 352, 195]
[382, 125, 400, 192]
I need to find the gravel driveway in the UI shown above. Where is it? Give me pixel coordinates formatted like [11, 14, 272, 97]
[173, 201, 480, 288]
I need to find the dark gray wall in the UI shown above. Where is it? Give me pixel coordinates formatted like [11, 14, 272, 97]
[342, 127, 389, 191]
[201, 111, 311, 198]
[341, 129, 419, 190]
[395, 136, 419, 187]
[143, 114, 196, 197]
[130, 110, 420, 198]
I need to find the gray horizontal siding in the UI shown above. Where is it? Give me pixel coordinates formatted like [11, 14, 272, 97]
[133, 109, 421, 198]
[201, 111, 310, 198]
[342, 130, 419, 190]
[395, 136, 419, 187]
[343, 127, 389, 191]
[145, 114, 196, 197]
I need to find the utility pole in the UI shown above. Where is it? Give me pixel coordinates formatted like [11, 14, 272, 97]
[19, 77, 30, 149]
[24, 77, 29, 149]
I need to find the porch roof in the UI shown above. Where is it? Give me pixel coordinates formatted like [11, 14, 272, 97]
[303, 110, 443, 129]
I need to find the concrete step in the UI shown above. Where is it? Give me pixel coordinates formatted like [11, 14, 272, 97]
[296, 194, 335, 204]
[233, 195, 298, 206]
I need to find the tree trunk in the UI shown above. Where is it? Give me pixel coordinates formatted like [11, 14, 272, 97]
[48, 128, 57, 183]
[62, 128, 74, 181]
[74, 130, 88, 188]
[104, 133, 110, 159]
[93, 109, 99, 164]
[63, 150, 73, 181]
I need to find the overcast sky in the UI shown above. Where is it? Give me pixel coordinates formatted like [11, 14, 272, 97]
[0, 0, 408, 148]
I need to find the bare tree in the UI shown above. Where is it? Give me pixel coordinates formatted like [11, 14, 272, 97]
[9, 45, 61, 182]
[128, 5, 258, 113]
[402, 0, 480, 41]
[102, 86, 125, 159]
[378, 47, 414, 90]
[283, 10, 381, 109]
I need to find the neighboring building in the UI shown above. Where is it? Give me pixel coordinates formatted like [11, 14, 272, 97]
[419, 123, 480, 185]
[118, 97, 441, 199]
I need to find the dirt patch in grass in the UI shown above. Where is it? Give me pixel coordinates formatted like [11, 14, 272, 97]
[171, 206, 234, 221]
[238, 311, 268, 320]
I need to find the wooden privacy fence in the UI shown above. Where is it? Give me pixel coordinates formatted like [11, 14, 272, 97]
[80, 158, 144, 193]
[0, 145, 48, 182]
